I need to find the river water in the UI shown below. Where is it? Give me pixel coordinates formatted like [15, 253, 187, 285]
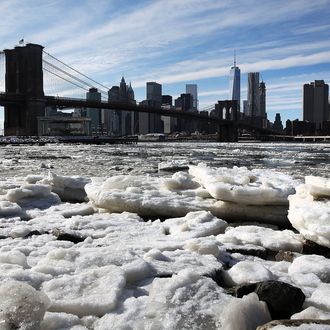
[0, 142, 329, 181]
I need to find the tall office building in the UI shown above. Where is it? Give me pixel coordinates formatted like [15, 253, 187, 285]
[229, 53, 240, 110]
[259, 81, 266, 118]
[106, 77, 136, 136]
[186, 84, 198, 110]
[243, 100, 248, 117]
[147, 82, 162, 104]
[303, 80, 329, 130]
[247, 72, 260, 117]
[86, 87, 101, 134]
[144, 82, 162, 133]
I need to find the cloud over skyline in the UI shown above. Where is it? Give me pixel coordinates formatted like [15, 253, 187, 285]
[0, 0, 330, 123]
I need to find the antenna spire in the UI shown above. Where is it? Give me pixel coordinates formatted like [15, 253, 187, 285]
[234, 49, 236, 67]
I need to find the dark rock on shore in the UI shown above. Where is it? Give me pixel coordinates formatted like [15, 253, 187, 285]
[51, 229, 85, 244]
[229, 280, 305, 319]
[302, 240, 330, 258]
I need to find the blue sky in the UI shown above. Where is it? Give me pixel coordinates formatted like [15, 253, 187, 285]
[1, 0, 330, 125]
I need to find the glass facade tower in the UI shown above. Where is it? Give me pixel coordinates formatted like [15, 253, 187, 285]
[229, 55, 240, 110]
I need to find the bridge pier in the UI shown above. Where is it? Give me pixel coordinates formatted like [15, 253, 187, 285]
[217, 124, 238, 142]
[4, 44, 45, 136]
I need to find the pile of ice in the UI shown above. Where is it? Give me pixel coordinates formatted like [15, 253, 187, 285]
[0, 203, 329, 328]
[86, 164, 296, 225]
[288, 176, 330, 248]
[26, 172, 91, 202]
[0, 166, 329, 329]
[189, 163, 296, 205]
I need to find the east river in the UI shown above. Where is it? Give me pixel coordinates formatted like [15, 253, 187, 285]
[0, 141, 329, 180]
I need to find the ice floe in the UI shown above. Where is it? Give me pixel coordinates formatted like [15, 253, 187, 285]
[288, 176, 330, 248]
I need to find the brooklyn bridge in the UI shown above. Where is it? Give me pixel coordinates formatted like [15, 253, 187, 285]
[0, 43, 274, 142]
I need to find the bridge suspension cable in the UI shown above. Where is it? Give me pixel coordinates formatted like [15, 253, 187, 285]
[199, 104, 215, 112]
[42, 50, 109, 99]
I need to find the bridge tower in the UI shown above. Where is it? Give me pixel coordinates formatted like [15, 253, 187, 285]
[214, 100, 239, 142]
[4, 43, 45, 136]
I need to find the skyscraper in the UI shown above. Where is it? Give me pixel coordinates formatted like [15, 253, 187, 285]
[86, 87, 101, 134]
[186, 84, 198, 110]
[147, 82, 162, 105]
[259, 80, 266, 118]
[247, 72, 260, 117]
[139, 82, 163, 133]
[303, 80, 329, 130]
[229, 52, 240, 110]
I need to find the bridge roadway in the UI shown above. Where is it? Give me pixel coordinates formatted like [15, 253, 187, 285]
[0, 92, 276, 135]
[0, 92, 231, 124]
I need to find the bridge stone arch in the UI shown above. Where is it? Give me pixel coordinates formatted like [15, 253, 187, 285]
[212, 100, 239, 142]
[4, 43, 45, 135]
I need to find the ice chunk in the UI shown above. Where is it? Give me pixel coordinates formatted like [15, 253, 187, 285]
[40, 312, 83, 329]
[163, 171, 200, 190]
[219, 292, 271, 330]
[144, 249, 222, 277]
[225, 260, 275, 285]
[288, 255, 330, 283]
[121, 258, 153, 283]
[0, 264, 51, 289]
[158, 159, 189, 172]
[10, 225, 31, 238]
[0, 281, 50, 330]
[217, 225, 303, 252]
[143, 270, 231, 329]
[288, 181, 330, 248]
[162, 211, 227, 239]
[308, 284, 330, 311]
[184, 237, 220, 257]
[32, 248, 78, 276]
[305, 176, 330, 197]
[0, 250, 29, 268]
[291, 306, 330, 320]
[6, 184, 53, 202]
[0, 201, 23, 217]
[94, 296, 148, 330]
[5, 183, 61, 210]
[39, 172, 91, 202]
[42, 265, 126, 317]
[86, 174, 288, 224]
[189, 163, 296, 205]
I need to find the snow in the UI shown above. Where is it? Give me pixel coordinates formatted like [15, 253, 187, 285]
[0, 143, 328, 328]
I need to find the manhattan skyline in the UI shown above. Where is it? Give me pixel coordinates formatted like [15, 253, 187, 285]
[0, 0, 330, 124]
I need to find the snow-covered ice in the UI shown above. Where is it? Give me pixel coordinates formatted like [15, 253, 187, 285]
[0, 142, 328, 329]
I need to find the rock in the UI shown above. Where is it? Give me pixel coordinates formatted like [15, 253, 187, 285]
[230, 280, 305, 319]
[302, 239, 330, 258]
[24, 230, 42, 238]
[275, 250, 296, 262]
[226, 246, 267, 259]
[51, 229, 85, 244]
[257, 319, 330, 329]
